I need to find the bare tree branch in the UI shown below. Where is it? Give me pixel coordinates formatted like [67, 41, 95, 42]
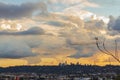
[95, 37, 120, 63]
[115, 40, 118, 58]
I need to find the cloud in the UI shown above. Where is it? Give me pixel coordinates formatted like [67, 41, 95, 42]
[69, 53, 93, 59]
[81, 0, 99, 8]
[45, 21, 65, 27]
[34, 12, 108, 60]
[0, 3, 112, 65]
[68, 44, 97, 58]
[0, 37, 37, 59]
[0, 27, 45, 35]
[0, 2, 47, 19]
[108, 16, 120, 32]
[85, 20, 106, 32]
[16, 27, 45, 35]
[66, 34, 97, 59]
[48, 0, 99, 8]
[107, 16, 120, 36]
[45, 0, 99, 13]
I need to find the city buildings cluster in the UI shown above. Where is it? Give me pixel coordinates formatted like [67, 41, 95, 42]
[0, 72, 118, 80]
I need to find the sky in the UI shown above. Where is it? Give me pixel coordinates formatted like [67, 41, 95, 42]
[0, 0, 120, 67]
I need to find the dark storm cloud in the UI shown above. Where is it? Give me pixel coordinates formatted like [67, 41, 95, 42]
[108, 16, 120, 32]
[0, 2, 47, 19]
[0, 27, 45, 35]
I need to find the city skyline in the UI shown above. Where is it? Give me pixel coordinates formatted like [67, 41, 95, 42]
[0, 0, 120, 67]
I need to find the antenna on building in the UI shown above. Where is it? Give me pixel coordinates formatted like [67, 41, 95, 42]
[109, 57, 111, 65]
[94, 60, 96, 65]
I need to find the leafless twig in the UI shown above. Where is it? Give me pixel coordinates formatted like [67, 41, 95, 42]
[95, 37, 120, 63]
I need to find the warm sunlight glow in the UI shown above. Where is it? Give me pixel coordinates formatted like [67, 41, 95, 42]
[100, 30, 107, 34]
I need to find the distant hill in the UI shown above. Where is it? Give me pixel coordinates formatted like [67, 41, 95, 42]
[0, 65, 119, 74]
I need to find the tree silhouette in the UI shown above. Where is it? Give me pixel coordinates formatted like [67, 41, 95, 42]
[95, 37, 120, 63]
